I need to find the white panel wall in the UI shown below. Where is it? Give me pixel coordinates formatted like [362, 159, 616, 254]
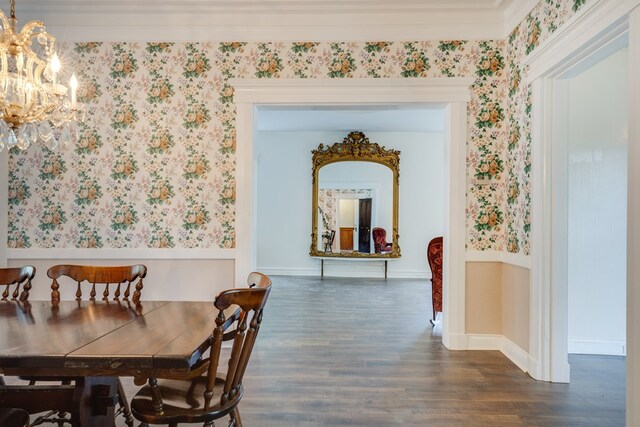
[567, 50, 628, 355]
[255, 131, 444, 278]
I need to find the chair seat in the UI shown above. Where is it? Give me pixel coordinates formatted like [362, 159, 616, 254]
[0, 407, 30, 427]
[131, 376, 242, 425]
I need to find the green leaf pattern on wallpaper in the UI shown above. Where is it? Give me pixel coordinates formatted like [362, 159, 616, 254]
[505, 0, 591, 254]
[6, 0, 590, 252]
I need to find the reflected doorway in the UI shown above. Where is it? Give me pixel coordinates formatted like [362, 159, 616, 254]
[337, 197, 372, 253]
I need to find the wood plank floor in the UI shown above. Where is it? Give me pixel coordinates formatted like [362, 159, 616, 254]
[117, 276, 625, 426]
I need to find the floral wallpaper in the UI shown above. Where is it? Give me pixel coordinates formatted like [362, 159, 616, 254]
[6, 0, 589, 252]
[7, 39, 508, 251]
[505, 0, 591, 254]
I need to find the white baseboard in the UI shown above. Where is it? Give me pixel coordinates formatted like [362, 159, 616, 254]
[569, 340, 627, 356]
[499, 337, 530, 372]
[466, 334, 502, 350]
[467, 334, 530, 373]
[257, 265, 429, 279]
[256, 267, 319, 276]
[444, 333, 469, 350]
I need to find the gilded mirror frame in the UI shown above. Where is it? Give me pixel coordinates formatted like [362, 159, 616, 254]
[310, 131, 401, 258]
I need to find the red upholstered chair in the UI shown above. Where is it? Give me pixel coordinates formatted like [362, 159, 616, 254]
[372, 227, 392, 254]
[427, 237, 443, 325]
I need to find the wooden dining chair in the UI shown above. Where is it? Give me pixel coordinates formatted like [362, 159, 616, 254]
[130, 282, 272, 427]
[427, 237, 443, 326]
[0, 265, 35, 302]
[33, 264, 148, 427]
[0, 266, 35, 386]
[246, 271, 271, 289]
[49, 264, 147, 304]
[0, 407, 30, 427]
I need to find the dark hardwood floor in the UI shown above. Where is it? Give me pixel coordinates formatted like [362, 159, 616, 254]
[117, 275, 625, 426]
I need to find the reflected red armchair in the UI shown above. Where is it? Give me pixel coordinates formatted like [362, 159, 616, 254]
[372, 227, 392, 254]
[427, 236, 443, 325]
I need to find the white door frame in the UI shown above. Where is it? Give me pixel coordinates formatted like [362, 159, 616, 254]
[231, 77, 474, 350]
[526, 0, 640, 424]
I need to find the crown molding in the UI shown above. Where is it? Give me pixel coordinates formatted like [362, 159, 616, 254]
[13, 1, 514, 41]
[503, 0, 539, 35]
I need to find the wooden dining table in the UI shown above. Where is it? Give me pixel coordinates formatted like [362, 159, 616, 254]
[0, 298, 225, 427]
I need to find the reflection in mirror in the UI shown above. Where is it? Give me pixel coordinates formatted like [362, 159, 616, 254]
[310, 131, 400, 258]
[317, 162, 392, 255]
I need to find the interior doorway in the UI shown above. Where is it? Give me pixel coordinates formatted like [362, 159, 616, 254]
[232, 78, 473, 350]
[563, 44, 629, 360]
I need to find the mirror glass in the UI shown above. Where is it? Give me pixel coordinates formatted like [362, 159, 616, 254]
[310, 131, 400, 258]
[317, 162, 392, 254]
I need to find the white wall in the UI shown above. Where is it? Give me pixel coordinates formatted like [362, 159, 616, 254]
[567, 50, 628, 355]
[255, 130, 444, 278]
[8, 258, 234, 301]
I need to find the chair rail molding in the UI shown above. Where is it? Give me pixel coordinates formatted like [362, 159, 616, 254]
[465, 250, 531, 269]
[231, 77, 473, 350]
[7, 248, 236, 260]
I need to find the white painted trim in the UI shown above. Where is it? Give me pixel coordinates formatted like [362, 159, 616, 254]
[569, 340, 627, 356]
[18, 5, 509, 42]
[466, 334, 531, 373]
[467, 334, 502, 350]
[627, 6, 640, 427]
[500, 337, 531, 373]
[231, 77, 472, 350]
[257, 266, 429, 279]
[7, 248, 236, 260]
[44, 23, 506, 43]
[503, 0, 539, 36]
[231, 78, 475, 104]
[441, 102, 468, 351]
[465, 250, 531, 269]
[256, 268, 319, 277]
[528, 0, 638, 386]
[525, 0, 640, 83]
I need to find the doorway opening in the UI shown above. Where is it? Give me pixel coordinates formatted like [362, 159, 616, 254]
[564, 42, 629, 364]
[231, 77, 473, 349]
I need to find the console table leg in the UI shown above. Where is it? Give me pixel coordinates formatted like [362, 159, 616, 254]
[321, 260, 324, 277]
[384, 261, 388, 279]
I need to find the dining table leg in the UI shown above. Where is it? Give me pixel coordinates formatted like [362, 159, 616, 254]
[74, 376, 119, 427]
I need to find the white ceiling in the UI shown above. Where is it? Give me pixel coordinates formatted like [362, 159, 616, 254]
[13, 0, 539, 41]
[255, 105, 446, 133]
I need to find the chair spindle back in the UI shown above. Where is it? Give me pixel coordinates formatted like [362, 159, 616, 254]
[205, 284, 271, 408]
[48, 264, 147, 304]
[0, 266, 35, 302]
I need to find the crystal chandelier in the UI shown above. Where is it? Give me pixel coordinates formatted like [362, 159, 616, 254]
[0, 0, 79, 153]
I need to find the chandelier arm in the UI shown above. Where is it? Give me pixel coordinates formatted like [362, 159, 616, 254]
[0, 10, 11, 32]
[17, 20, 47, 45]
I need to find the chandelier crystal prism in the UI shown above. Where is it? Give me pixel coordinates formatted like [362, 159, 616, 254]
[0, 0, 80, 153]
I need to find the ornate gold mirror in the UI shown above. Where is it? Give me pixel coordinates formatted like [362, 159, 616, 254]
[310, 131, 400, 258]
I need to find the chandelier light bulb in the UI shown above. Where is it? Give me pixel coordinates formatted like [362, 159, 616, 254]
[51, 52, 61, 84]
